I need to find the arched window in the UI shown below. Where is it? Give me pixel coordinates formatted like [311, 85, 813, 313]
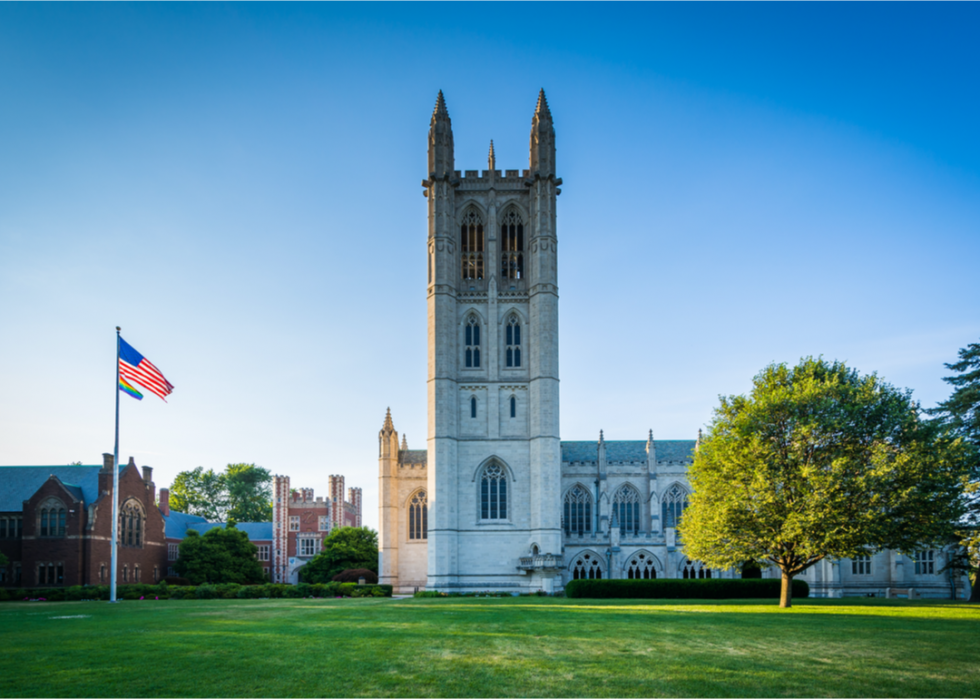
[662, 485, 688, 529]
[38, 499, 66, 538]
[626, 552, 657, 580]
[409, 490, 428, 540]
[480, 462, 507, 520]
[461, 210, 484, 280]
[509, 395, 516, 418]
[563, 486, 593, 535]
[613, 485, 641, 535]
[470, 396, 477, 418]
[571, 553, 602, 580]
[465, 316, 481, 368]
[119, 500, 145, 548]
[681, 559, 712, 579]
[505, 315, 522, 368]
[500, 210, 524, 280]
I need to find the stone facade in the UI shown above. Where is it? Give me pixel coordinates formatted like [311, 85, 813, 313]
[376, 90, 972, 600]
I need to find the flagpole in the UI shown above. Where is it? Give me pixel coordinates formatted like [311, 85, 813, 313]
[111, 326, 121, 603]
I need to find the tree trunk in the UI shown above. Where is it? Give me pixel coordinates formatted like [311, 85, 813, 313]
[780, 570, 793, 608]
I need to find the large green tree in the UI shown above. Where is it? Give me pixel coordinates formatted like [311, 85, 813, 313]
[927, 340, 980, 601]
[169, 464, 272, 523]
[225, 464, 273, 523]
[174, 524, 265, 585]
[299, 527, 379, 583]
[170, 467, 228, 521]
[679, 357, 969, 608]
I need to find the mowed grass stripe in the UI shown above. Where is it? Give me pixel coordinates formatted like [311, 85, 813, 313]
[1, 597, 977, 698]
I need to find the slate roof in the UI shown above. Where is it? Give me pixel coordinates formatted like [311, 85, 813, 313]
[0, 465, 106, 511]
[399, 450, 427, 465]
[163, 512, 273, 541]
[560, 440, 696, 464]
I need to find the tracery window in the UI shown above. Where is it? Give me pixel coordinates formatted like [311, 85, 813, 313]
[500, 210, 524, 280]
[661, 485, 689, 529]
[465, 316, 481, 368]
[627, 552, 657, 580]
[613, 485, 641, 535]
[914, 549, 935, 575]
[461, 210, 484, 280]
[852, 554, 871, 575]
[39, 499, 67, 537]
[563, 486, 593, 536]
[480, 463, 507, 520]
[409, 490, 428, 540]
[571, 553, 602, 580]
[681, 559, 712, 579]
[505, 315, 522, 368]
[118, 500, 144, 547]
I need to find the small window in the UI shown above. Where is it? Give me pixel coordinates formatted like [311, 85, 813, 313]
[319, 516, 329, 531]
[505, 315, 522, 368]
[465, 316, 481, 368]
[300, 538, 318, 557]
[134, 566, 141, 583]
[289, 516, 300, 532]
[852, 554, 871, 575]
[471, 396, 477, 418]
[915, 550, 935, 575]
[168, 543, 179, 561]
[100, 564, 106, 583]
[510, 395, 516, 418]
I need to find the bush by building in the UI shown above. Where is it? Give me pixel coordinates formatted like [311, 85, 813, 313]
[564, 578, 809, 600]
[331, 568, 379, 584]
[0, 581, 392, 602]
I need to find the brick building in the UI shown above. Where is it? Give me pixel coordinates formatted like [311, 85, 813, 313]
[1, 456, 364, 588]
[0, 455, 167, 587]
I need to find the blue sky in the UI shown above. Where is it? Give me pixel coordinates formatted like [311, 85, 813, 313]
[1, 3, 978, 529]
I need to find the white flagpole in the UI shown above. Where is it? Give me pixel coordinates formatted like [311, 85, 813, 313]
[111, 326, 121, 603]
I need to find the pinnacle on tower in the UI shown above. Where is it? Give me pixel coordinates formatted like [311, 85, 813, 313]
[488, 139, 496, 171]
[598, 429, 605, 444]
[401, 435, 408, 451]
[534, 88, 552, 120]
[432, 90, 449, 121]
[382, 407, 395, 433]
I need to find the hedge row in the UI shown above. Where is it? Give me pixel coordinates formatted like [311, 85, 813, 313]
[0, 581, 392, 602]
[564, 578, 809, 599]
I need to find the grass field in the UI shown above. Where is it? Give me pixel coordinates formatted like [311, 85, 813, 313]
[1, 596, 978, 698]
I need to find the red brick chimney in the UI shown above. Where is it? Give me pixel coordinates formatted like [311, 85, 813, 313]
[159, 488, 170, 517]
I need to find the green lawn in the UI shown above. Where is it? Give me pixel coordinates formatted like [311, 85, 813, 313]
[1, 596, 978, 698]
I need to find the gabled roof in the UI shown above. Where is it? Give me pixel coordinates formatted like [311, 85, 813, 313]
[0, 465, 105, 511]
[163, 511, 273, 541]
[399, 450, 427, 465]
[560, 440, 696, 464]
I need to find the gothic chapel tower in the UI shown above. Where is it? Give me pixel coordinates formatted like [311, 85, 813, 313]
[424, 91, 563, 591]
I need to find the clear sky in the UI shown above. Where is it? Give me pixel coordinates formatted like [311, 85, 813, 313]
[1, 3, 978, 530]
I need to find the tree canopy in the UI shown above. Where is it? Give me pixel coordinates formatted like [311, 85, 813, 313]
[679, 357, 969, 607]
[927, 339, 980, 600]
[299, 527, 379, 584]
[169, 464, 272, 522]
[174, 523, 265, 585]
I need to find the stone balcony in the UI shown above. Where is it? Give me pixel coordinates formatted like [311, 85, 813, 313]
[517, 554, 565, 572]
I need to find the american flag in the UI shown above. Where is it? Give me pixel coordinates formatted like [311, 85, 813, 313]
[119, 337, 174, 401]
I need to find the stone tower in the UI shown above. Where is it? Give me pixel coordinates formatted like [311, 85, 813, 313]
[424, 90, 563, 592]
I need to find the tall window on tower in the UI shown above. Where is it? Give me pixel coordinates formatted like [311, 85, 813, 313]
[480, 463, 507, 520]
[409, 490, 428, 540]
[500, 210, 524, 279]
[505, 315, 521, 368]
[461, 210, 484, 280]
[465, 316, 481, 368]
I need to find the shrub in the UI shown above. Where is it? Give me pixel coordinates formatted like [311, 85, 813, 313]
[163, 576, 192, 586]
[564, 578, 810, 600]
[331, 568, 379, 584]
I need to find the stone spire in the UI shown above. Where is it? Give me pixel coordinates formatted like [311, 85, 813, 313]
[382, 407, 395, 435]
[529, 88, 555, 177]
[696, 428, 703, 452]
[428, 90, 454, 179]
[598, 429, 604, 445]
[488, 139, 496, 171]
[401, 434, 408, 451]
